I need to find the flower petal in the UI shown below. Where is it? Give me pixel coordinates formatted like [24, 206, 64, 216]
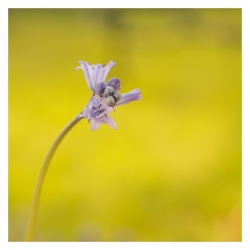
[88, 96, 104, 110]
[99, 61, 116, 82]
[99, 116, 117, 130]
[90, 118, 102, 130]
[92, 64, 103, 89]
[97, 102, 114, 117]
[76, 61, 94, 90]
[116, 89, 142, 106]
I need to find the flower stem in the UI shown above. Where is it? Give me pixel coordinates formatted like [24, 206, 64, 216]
[25, 114, 82, 241]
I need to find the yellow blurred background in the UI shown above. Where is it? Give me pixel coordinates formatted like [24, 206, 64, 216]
[8, 9, 241, 241]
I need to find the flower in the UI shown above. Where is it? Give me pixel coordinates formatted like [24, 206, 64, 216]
[76, 61, 142, 130]
[76, 61, 116, 91]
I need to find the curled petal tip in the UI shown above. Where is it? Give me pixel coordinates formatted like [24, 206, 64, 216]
[108, 60, 116, 65]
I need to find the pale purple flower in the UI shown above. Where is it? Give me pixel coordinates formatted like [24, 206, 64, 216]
[76, 61, 116, 91]
[76, 61, 142, 130]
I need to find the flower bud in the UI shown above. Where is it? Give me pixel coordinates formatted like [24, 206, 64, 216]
[105, 96, 116, 107]
[95, 82, 106, 96]
[107, 78, 121, 91]
[113, 91, 121, 102]
[104, 86, 114, 97]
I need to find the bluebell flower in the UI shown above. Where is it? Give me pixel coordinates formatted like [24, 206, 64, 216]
[76, 61, 142, 130]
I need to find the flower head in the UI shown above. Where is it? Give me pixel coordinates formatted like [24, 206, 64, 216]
[76, 61, 142, 130]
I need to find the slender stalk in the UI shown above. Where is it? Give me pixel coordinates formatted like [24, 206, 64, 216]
[25, 114, 82, 241]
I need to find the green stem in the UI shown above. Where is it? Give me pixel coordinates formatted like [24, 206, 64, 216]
[25, 114, 82, 241]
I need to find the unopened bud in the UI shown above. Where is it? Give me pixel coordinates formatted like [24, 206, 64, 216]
[105, 96, 116, 107]
[104, 86, 114, 97]
[113, 91, 121, 102]
[95, 82, 106, 96]
[107, 78, 121, 91]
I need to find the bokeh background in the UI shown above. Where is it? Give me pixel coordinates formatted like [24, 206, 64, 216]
[8, 9, 241, 241]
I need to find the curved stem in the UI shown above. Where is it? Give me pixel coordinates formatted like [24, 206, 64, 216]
[25, 114, 83, 241]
